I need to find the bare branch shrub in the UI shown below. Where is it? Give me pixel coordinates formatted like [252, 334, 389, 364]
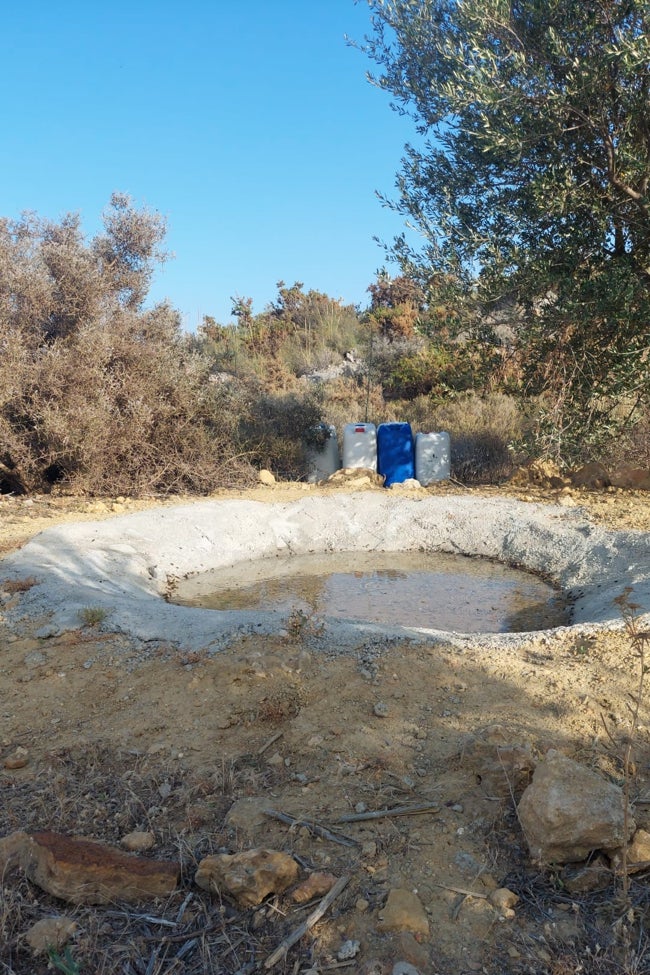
[0, 197, 256, 495]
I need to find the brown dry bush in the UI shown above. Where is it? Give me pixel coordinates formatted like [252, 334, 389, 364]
[0, 196, 257, 495]
[405, 392, 526, 483]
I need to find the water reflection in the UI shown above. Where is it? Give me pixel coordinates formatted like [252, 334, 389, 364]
[173, 551, 570, 634]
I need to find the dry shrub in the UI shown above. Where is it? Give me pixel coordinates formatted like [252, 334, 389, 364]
[235, 386, 325, 479]
[0, 197, 258, 495]
[415, 392, 526, 483]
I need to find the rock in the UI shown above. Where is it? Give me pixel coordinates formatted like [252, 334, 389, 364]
[373, 701, 389, 718]
[398, 931, 430, 970]
[561, 857, 612, 893]
[517, 752, 635, 863]
[488, 888, 519, 912]
[612, 828, 650, 874]
[392, 964, 421, 975]
[24, 916, 78, 954]
[377, 888, 429, 937]
[258, 469, 276, 485]
[325, 467, 385, 489]
[570, 462, 610, 489]
[609, 466, 650, 490]
[120, 831, 155, 853]
[225, 797, 273, 832]
[338, 939, 361, 960]
[3, 746, 29, 769]
[9, 831, 179, 904]
[389, 479, 422, 491]
[290, 870, 338, 903]
[195, 848, 299, 907]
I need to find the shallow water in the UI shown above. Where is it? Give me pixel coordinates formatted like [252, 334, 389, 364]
[172, 550, 570, 633]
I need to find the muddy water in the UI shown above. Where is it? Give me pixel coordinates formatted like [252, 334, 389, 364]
[172, 551, 570, 633]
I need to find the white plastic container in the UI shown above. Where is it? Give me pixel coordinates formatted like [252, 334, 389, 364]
[305, 424, 340, 483]
[415, 431, 451, 484]
[342, 422, 377, 471]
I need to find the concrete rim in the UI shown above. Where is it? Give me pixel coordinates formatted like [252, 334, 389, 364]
[2, 493, 649, 651]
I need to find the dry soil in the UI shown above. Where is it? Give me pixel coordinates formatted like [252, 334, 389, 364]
[1, 481, 650, 975]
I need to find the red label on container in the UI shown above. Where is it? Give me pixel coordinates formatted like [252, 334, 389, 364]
[354, 426, 366, 433]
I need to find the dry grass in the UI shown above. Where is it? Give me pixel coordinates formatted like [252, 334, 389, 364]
[1, 577, 38, 594]
[0, 744, 354, 975]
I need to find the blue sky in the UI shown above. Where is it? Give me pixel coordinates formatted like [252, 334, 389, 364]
[0, 1, 419, 329]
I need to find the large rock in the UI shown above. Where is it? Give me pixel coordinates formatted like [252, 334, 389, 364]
[195, 848, 299, 907]
[0, 830, 179, 904]
[517, 752, 635, 863]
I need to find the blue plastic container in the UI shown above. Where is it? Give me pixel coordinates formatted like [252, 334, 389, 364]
[377, 422, 415, 487]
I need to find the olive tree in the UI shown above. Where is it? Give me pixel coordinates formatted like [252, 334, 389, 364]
[361, 0, 650, 458]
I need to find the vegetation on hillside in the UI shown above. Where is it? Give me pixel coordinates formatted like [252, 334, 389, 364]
[3, 2, 650, 493]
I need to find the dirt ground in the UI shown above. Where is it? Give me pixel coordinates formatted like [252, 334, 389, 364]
[2, 481, 650, 975]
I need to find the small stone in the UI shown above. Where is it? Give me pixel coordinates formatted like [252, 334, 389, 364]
[617, 828, 650, 874]
[290, 871, 337, 904]
[373, 701, 389, 718]
[120, 831, 155, 853]
[355, 802, 368, 814]
[3, 746, 29, 769]
[267, 751, 284, 766]
[337, 939, 361, 961]
[25, 916, 78, 955]
[356, 897, 370, 912]
[258, 469, 276, 485]
[392, 963, 421, 975]
[377, 888, 429, 937]
[488, 888, 519, 912]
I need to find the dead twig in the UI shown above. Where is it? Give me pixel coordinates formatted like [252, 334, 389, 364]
[264, 809, 359, 848]
[335, 802, 440, 823]
[258, 731, 283, 756]
[264, 875, 350, 969]
[431, 881, 488, 899]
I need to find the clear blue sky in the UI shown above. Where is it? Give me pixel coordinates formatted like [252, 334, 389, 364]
[0, 1, 419, 330]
